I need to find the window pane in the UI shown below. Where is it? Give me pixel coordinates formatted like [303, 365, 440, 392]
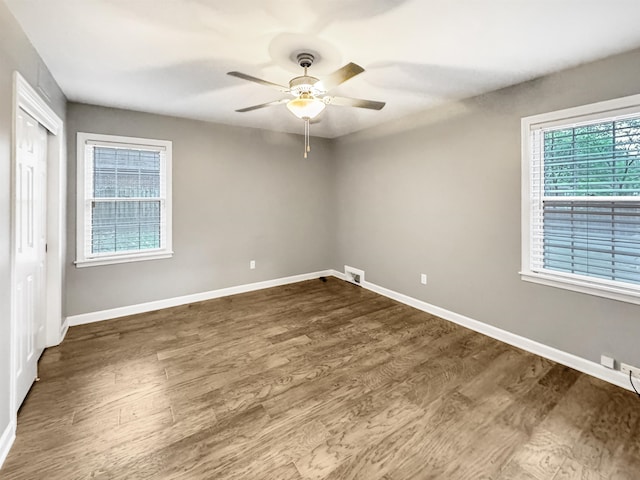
[91, 200, 161, 254]
[543, 118, 640, 196]
[93, 147, 161, 198]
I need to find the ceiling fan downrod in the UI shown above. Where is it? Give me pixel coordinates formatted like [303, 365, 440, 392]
[297, 52, 315, 77]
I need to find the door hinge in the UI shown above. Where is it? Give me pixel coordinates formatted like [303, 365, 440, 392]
[45, 243, 48, 253]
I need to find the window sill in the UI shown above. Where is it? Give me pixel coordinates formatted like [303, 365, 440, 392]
[520, 270, 640, 306]
[75, 251, 173, 268]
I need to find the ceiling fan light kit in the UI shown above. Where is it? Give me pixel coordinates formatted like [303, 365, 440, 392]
[228, 52, 385, 158]
[286, 92, 325, 119]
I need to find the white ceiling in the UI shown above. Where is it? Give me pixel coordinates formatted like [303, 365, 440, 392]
[7, 0, 640, 138]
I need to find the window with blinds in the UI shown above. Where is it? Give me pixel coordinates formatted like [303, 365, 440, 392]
[522, 96, 640, 304]
[76, 133, 173, 267]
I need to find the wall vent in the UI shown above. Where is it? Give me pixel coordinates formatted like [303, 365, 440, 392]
[344, 265, 365, 286]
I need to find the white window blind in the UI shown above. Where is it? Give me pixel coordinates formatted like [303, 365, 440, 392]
[522, 96, 640, 303]
[76, 133, 172, 267]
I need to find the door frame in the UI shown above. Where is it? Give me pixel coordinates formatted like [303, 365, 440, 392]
[9, 72, 65, 422]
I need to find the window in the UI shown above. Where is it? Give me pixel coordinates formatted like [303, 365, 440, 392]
[76, 132, 172, 267]
[521, 95, 640, 304]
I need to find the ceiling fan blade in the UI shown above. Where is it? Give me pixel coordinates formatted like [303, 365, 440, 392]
[235, 98, 289, 113]
[227, 71, 289, 92]
[324, 96, 385, 110]
[316, 63, 365, 92]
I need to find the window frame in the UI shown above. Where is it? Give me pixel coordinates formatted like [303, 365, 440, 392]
[521, 93, 640, 305]
[75, 132, 173, 267]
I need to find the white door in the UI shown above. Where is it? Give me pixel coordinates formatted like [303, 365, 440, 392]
[14, 108, 47, 409]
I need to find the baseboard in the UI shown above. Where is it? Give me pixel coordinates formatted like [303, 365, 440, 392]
[330, 270, 348, 281]
[66, 270, 334, 327]
[326, 270, 632, 393]
[0, 420, 16, 469]
[59, 318, 69, 343]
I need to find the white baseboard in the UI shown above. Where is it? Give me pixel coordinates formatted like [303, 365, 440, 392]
[326, 270, 633, 393]
[66, 270, 334, 327]
[0, 420, 16, 469]
[59, 318, 69, 343]
[331, 270, 348, 281]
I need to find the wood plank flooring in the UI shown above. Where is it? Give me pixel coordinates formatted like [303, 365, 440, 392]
[2, 277, 640, 479]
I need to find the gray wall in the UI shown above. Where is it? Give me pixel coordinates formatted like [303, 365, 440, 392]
[66, 49, 640, 370]
[65, 104, 336, 315]
[0, 0, 65, 443]
[4, 10, 639, 454]
[333, 48, 640, 367]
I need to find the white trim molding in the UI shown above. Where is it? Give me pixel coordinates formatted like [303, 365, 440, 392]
[521, 93, 640, 306]
[67, 270, 334, 326]
[0, 420, 16, 469]
[9, 72, 65, 465]
[75, 132, 173, 268]
[520, 271, 640, 306]
[13, 73, 61, 135]
[327, 270, 634, 393]
[59, 318, 69, 344]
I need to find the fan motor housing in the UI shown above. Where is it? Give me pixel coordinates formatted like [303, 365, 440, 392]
[289, 75, 322, 95]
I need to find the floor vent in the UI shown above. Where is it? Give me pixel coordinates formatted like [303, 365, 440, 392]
[344, 265, 365, 286]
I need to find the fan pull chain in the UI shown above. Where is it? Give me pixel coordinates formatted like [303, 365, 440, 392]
[304, 117, 311, 158]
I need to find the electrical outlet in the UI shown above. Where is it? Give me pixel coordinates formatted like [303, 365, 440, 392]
[250, 260, 256, 270]
[420, 273, 427, 285]
[620, 362, 640, 379]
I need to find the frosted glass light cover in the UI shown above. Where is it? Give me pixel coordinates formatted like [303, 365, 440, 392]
[286, 96, 325, 119]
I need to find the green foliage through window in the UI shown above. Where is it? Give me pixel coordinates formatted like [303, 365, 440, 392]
[544, 118, 640, 196]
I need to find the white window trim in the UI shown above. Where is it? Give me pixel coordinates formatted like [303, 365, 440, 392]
[521, 93, 640, 305]
[75, 132, 173, 267]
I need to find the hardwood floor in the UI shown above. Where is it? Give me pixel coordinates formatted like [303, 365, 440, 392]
[2, 278, 640, 479]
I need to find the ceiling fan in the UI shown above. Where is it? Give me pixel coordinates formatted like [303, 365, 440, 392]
[228, 53, 385, 157]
